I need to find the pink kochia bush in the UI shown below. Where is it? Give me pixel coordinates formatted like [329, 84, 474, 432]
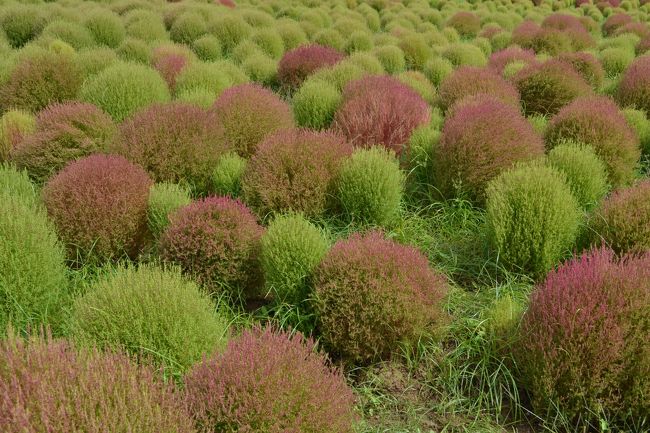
[152, 46, 192, 90]
[313, 231, 448, 364]
[212, 84, 294, 158]
[516, 248, 650, 427]
[616, 55, 650, 116]
[43, 154, 152, 264]
[488, 46, 537, 74]
[242, 128, 352, 218]
[0, 332, 195, 433]
[438, 66, 521, 111]
[333, 75, 430, 157]
[556, 51, 605, 89]
[160, 196, 264, 300]
[278, 44, 345, 89]
[545, 96, 640, 187]
[11, 102, 117, 183]
[184, 326, 357, 433]
[603, 13, 633, 36]
[434, 96, 545, 204]
[112, 102, 229, 194]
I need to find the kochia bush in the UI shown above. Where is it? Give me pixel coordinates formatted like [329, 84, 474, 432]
[147, 182, 192, 239]
[438, 66, 520, 111]
[616, 55, 650, 116]
[446, 11, 481, 39]
[278, 43, 344, 90]
[292, 78, 342, 130]
[0, 110, 35, 162]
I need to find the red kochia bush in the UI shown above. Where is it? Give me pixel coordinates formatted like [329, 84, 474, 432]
[11, 102, 117, 183]
[43, 154, 152, 263]
[152, 46, 192, 90]
[488, 46, 537, 74]
[313, 231, 448, 364]
[438, 66, 520, 111]
[545, 96, 640, 187]
[185, 326, 357, 433]
[242, 128, 352, 218]
[212, 84, 295, 157]
[434, 95, 545, 204]
[516, 248, 650, 426]
[616, 55, 650, 116]
[112, 102, 229, 193]
[603, 13, 633, 36]
[160, 196, 264, 300]
[0, 332, 195, 433]
[278, 44, 345, 89]
[557, 51, 605, 89]
[333, 75, 430, 156]
[614, 22, 650, 39]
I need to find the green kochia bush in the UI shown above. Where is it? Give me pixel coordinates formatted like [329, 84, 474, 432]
[71, 264, 229, 376]
[292, 79, 342, 130]
[84, 10, 126, 48]
[0, 110, 35, 162]
[147, 182, 192, 240]
[623, 108, 650, 155]
[0, 4, 46, 48]
[485, 163, 582, 278]
[335, 147, 404, 226]
[212, 152, 247, 197]
[261, 213, 329, 305]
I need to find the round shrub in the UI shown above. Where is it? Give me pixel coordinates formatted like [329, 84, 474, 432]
[434, 96, 545, 204]
[545, 96, 640, 187]
[0, 333, 195, 432]
[79, 62, 171, 122]
[423, 56, 454, 87]
[212, 83, 294, 158]
[242, 129, 352, 218]
[438, 66, 520, 111]
[600, 47, 635, 77]
[603, 13, 633, 36]
[276, 20, 308, 51]
[514, 59, 593, 116]
[71, 264, 229, 375]
[116, 37, 152, 63]
[242, 53, 277, 86]
[616, 55, 650, 115]
[159, 196, 264, 300]
[251, 28, 284, 59]
[547, 142, 609, 210]
[147, 182, 192, 239]
[442, 42, 487, 67]
[315, 28, 345, 52]
[11, 102, 117, 184]
[212, 152, 246, 197]
[192, 35, 222, 61]
[446, 11, 481, 39]
[485, 162, 582, 278]
[41, 20, 95, 50]
[170, 12, 207, 45]
[292, 78, 342, 130]
[335, 147, 404, 226]
[333, 75, 430, 157]
[209, 15, 252, 55]
[589, 180, 650, 254]
[185, 326, 357, 433]
[124, 10, 167, 42]
[78, 46, 119, 76]
[0, 4, 46, 48]
[314, 231, 448, 364]
[345, 30, 374, 54]
[373, 45, 406, 74]
[0, 110, 35, 162]
[0, 50, 83, 113]
[84, 9, 125, 48]
[397, 71, 436, 105]
[488, 46, 537, 74]
[260, 213, 329, 305]
[0, 163, 37, 206]
[516, 248, 650, 428]
[277, 44, 345, 90]
[557, 51, 605, 89]
[43, 154, 153, 264]
[623, 108, 650, 155]
[398, 33, 433, 69]
[112, 102, 229, 194]
[151, 45, 193, 91]
[175, 61, 232, 98]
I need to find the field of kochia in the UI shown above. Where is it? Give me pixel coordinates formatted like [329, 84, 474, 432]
[0, 0, 649, 431]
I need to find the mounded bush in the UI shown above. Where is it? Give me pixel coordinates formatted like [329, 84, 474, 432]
[335, 147, 404, 226]
[192, 35, 222, 61]
[251, 28, 285, 59]
[603, 13, 633, 36]
[373, 45, 406, 74]
[516, 248, 650, 428]
[588, 180, 650, 254]
[241, 53, 277, 86]
[488, 46, 537, 74]
[623, 108, 650, 154]
[442, 42, 487, 67]
[11, 102, 117, 184]
[41, 20, 95, 50]
[485, 162, 582, 277]
[79, 62, 170, 122]
[159, 196, 264, 300]
[116, 37, 152, 63]
[0, 4, 46, 48]
[151, 44, 194, 91]
[175, 61, 232, 99]
[170, 12, 207, 45]
[600, 47, 635, 77]
[42, 154, 153, 264]
[557, 51, 605, 89]
[277, 44, 345, 90]
[423, 56, 454, 87]
[78, 46, 119, 76]
[397, 71, 436, 105]
[112, 102, 229, 193]
[314, 231, 448, 364]
[147, 182, 192, 239]
[71, 264, 229, 375]
[0, 110, 35, 162]
[209, 14, 252, 55]
[446, 11, 481, 39]
[514, 59, 593, 116]
[0, 333, 195, 432]
[124, 9, 167, 42]
[260, 213, 329, 305]
[544, 96, 640, 187]
[185, 326, 357, 433]
[242, 129, 352, 218]
[438, 66, 520, 111]
[616, 55, 650, 115]
[398, 32, 433, 69]
[292, 78, 342, 130]
[84, 9, 126, 48]
[434, 96, 545, 204]
[0, 163, 37, 206]
[212, 152, 246, 197]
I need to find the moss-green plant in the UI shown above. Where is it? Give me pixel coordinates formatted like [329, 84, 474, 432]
[124, 10, 167, 42]
[175, 87, 215, 108]
[208, 14, 252, 55]
[443, 42, 487, 67]
[314, 28, 345, 51]
[251, 28, 284, 59]
[1, 4, 46, 48]
[0, 163, 38, 207]
[242, 53, 277, 86]
[170, 12, 207, 45]
[292, 78, 342, 130]
[77, 46, 119, 77]
[0, 110, 35, 162]
[115, 38, 151, 63]
[147, 182, 192, 239]
[423, 56, 454, 87]
[175, 61, 231, 99]
[41, 20, 95, 50]
[212, 152, 246, 197]
[623, 108, 650, 155]
[373, 45, 406, 74]
[84, 9, 125, 48]
[600, 47, 635, 77]
[192, 35, 222, 61]
[345, 30, 374, 53]
[260, 213, 329, 305]
[335, 147, 404, 226]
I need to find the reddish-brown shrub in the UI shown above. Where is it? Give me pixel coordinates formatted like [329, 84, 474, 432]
[333, 75, 430, 156]
[160, 196, 264, 300]
[511, 20, 542, 48]
[545, 96, 640, 187]
[614, 22, 650, 39]
[438, 66, 520, 111]
[112, 102, 230, 194]
[446, 11, 481, 38]
[11, 102, 117, 183]
[638, 36, 650, 55]
[513, 17, 594, 54]
[242, 128, 352, 217]
[557, 51, 605, 89]
[212, 84, 294, 157]
[603, 13, 633, 36]
[488, 46, 537, 74]
[277, 44, 345, 89]
[42, 154, 152, 264]
[152, 45, 193, 90]
[434, 95, 545, 204]
[542, 13, 587, 32]
[0, 332, 195, 433]
[313, 231, 448, 364]
[616, 55, 650, 116]
[185, 326, 357, 433]
[216, 0, 236, 7]
[516, 248, 650, 426]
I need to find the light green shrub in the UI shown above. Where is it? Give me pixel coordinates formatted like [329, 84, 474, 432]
[345, 30, 374, 53]
[84, 9, 125, 48]
[373, 45, 406, 74]
[600, 47, 635, 77]
[211, 152, 247, 197]
[314, 28, 345, 51]
[124, 10, 167, 42]
[423, 57, 454, 87]
[242, 53, 277, 86]
[174, 61, 231, 99]
[176, 87, 215, 108]
[1, 4, 46, 48]
[443, 42, 487, 67]
[623, 108, 650, 155]
[116, 38, 151, 63]
[77, 46, 119, 77]
[192, 35, 222, 61]
[147, 182, 192, 239]
[0, 110, 35, 162]
[399, 33, 433, 69]
[208, 15, 252, 55]
[292, 79, 342, 130]
[251, 28, 284, 59]
[276, 20, 308, 51]
[170, 12, 207, 45]
[41, 20, 95, 50]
